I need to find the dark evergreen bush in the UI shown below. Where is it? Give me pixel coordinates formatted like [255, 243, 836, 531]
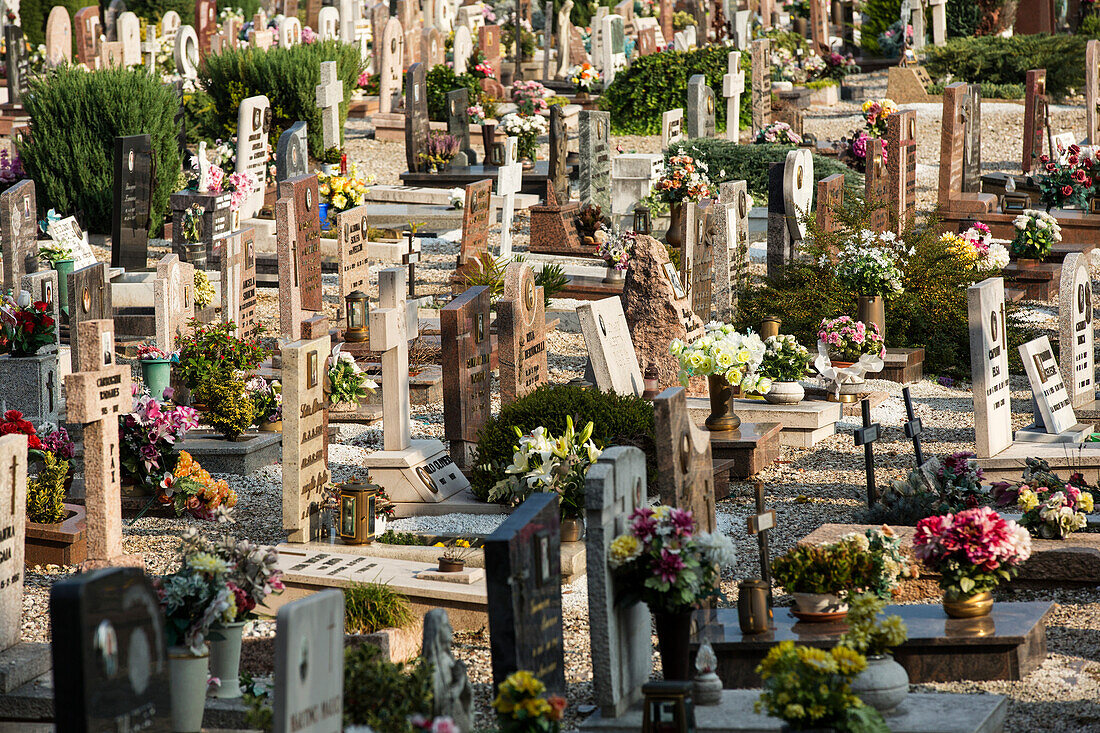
[124, 0, 194, 25]
[18, 0, 94, 49]
[470, 384, 655, 502]
[425, 63, 481, 122]
[860, 0, 900, 55]
[602, 45, 749, 135]
[923, 34, 1088, 100]
[19, 67, 181, 235]
[197, 41, 365, 158]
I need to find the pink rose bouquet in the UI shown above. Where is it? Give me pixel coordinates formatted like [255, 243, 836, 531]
[817, 316, 885, 362]
[913, 507, 1031, 598]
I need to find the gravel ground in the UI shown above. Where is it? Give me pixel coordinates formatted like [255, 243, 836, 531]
[20, 77, 1100, 731]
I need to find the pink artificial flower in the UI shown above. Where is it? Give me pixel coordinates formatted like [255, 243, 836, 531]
[656, 549, 685, 584]
[669, 508, 695, 537]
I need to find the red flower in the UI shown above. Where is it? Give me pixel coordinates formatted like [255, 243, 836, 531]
[1040, 154, 1050, 163]
[33, 301, 46, 313]
[1063, 185, 1074, 196]
[41, 316, 53, 327]
[22, 321, 33, 333]
[1047, 162, 1057, 172]
[1074, 169, 1088, 183]
[1068, 155, 1079, 166]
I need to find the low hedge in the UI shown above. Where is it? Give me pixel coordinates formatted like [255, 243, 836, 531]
[602, 45, 750, 135]
[926, 81, 1024, 100]
[19, 67, 181, 235]
[923, 34, 1089, 100]
[470, 384, 655, 502]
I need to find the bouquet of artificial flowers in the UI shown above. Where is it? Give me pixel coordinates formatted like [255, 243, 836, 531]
[671, 322, 770, 393]
[655, 154, 712, 204]
[913, 507, 1031, 597]
[568, 62, 599, 91]
[817, 316, 886, 362]
[754, 121, 802, 145]
[596, 230, 634, 271]
[1010, 209, 1061, 260]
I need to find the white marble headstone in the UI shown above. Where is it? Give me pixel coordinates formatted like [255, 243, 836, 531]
[452, 24, 472, 73]
[968, 277, 1012, 458]
[1059, 253, 1095, 409]
[782, 148, 813, 241]
[1020, 335, 1079, 435]
[273, 590, 344, 733]
[578, 297, 644, 397]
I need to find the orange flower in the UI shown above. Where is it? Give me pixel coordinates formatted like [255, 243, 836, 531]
[226, 491, 239, 508]
[547, 695, 567, 721]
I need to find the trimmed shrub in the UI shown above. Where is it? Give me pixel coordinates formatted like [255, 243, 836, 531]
[19, 66, 181, 234]
[667, 139, 862, 200]
[425, 63, 482, 122]
[602, 45, 750, 135]
[124, 0, 194, 25]
[470, 384, 655, 502]
[926, 80, 1024, 100]
[860, 0, 900, 55]
[923, 34, 1088, 100]
[343, 644, 433, 733]
[945, 0, 982, 38]
[197, 41, 365, 158]
[18, 0, 94, 49]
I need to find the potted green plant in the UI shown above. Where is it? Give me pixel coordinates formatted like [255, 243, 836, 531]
[321, 145, 343, 176]
[137, 343, 173, 402]
[841, 593, 910, 715]
[174, 320, 269, 401]
[326, 349, 378, 411]
[759, 334, 811, 404]
[671, 323, 770, 431]
[37, 241, 74, 315]
[195, 373, 255, 441]
[434, 538, 475, 572]
[25, 451, 86, 566]
[772, 539, 877, 620]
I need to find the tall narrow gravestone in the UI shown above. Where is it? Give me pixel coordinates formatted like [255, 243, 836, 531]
[221, 228, 258, 338]
[273, 590, 344, 733]
[67, 263, 112, 378]
[453, 179, 493, 288]
[654, 386, 716, 533]
[1089, 40, 1100, 147]
[5, 26, 29, 106]
[50, 568, 172, 732]
[484, 492, 565, 694]
[686, 74, 716, 139]
[968, 278, 1012, 459]
[0, 433, 29, 663]
[1060, 253, 1095, 410]
[498, 262, 548, 405]
[337, 205, 370, 302]
[579, 110, 611, 213]
[750, 38, 771, 136]
[441, 286, 492, 471]
[153, 254, 195, 352]
[112, 135, 153, 270]
[405, 63, 430, 172]
[237, 96, 272, 220]
[722, 50, 744, 141]
[277, 175, 323, 341]
[0, 180, 37, 293]
[886, 109, 917, 234]
[282, 331, 331, 543]
[1022, 69, 1048, 176]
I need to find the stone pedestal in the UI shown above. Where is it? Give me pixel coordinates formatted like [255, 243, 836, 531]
[167, 430, 282, 475]
[1003, 260, 1061, 300]
[687, 397, 840, 448]
[362, 438, 472, 508]
[707, 422, 781, 477]
[880, 347, 925, 384]
[0, 352, 61, 425]
[168, 189, 234, 260]
[1014, 422, 1093, 443]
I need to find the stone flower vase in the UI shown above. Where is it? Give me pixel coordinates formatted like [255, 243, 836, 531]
[857, 295, 886, 344]
[653, 609, 693, 681]
[666, 202, 685, 249]
[763, 381, 804, 405]
[168, 645, 209, 732]
[705, 374, 742, 432]
[140, 358, 173, 402]
[850, 654, 909, 714]
[603, 265, 625, 283]
[208, 621, 247, 699]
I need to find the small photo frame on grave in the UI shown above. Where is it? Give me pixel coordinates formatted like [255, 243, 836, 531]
[101, 331, 114, 366]
[307, 350, 318, 388]
[663, 262, 687, 300]
[535, 531, 551, 585]
[474, 312, 485, 343]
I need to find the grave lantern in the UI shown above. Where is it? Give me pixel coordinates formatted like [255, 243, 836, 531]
[337, 475, 380, 544]
[633, 204, 651, 235]
[344, 289, 369, 342]
[641, 681, 696, 733]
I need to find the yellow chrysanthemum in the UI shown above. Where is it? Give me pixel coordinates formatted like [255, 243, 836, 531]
[609, 534, 641, 566]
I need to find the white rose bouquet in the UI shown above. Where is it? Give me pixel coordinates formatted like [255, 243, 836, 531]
[670, 322, 770, 394]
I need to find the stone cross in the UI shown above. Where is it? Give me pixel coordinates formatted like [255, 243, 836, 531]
[153, 254, 195, 352]
[750, 39, 771, 136]
[496, 137, 523, 258]
[1060, 254, 1095, 409]
[584, 446, 651, 718]
[853, 397, 882, 505]
[579, 110, 611, 212]
[969, 277, 1012, 458]
[747, 480, 775, 608]
[722, 51, 744, 141]
[64, 320, 138, 569]
[0, 180, 37, 294]
[45, 6, 72, 66]
[498, 262, 547, 404]
[902, 385, 925, 466]
[316, 61, 344, 152]
[379, 17, 404, 114]
[441, 285, 492, 470]
[453, 24, 472, 73]
[686, 74, 716, 139]
[236, 95, 272, 220]
[282, 330, 331, 542]
[142, 24, 159, 74]
[886, 109, 917, 234]
[371, 267, 420, 451]
[653, 387, 716, 533]
[1022, 69, 1048, 176]
[1089, 40, 1099, 146]
[578, 296, 644, 396]
[1020, 335, 1079, 436]
[662, 108, 684, 150]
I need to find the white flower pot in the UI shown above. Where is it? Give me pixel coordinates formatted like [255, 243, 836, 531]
[792, 592, 848, 614]
[850, 654, 909, 714]
[321, 163, 340, 176]
[168, 645, 209, 732]
[375, 515, 387, 536]
[208, 621, 246, 699]
[763, 381, 804, 404]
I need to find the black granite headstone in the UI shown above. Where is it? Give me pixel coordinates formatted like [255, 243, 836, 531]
[111, 134, 154, 271]
[446, 88, 477, 166]
[5, 26, 29, 106]
[50, 567, 172, 732]
[549, 104, 568, 203]
[484, 492, 565, 694]
[404, 63, 430, 173]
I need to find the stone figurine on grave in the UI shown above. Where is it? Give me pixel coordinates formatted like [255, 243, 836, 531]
[447, 88, 477, 166]
[0, 180, 37, 293]
[578, 296, 644, 396]
[441, 285, 492, 470]
[654, 387, 717, 532]
[423, 609, 474, 733]
[968, 277, 1012, 458]
[555, 0, 575, 77]
[579, 110, 611, 212]
[1060, 253, 1095, 410]
[379, 18, 404, 114]
[687, 74, 717, 139]
[237, 96, 272, 220]
[496, 137, 523, 258]
[498, 262, 548, 404]
[277, 121, 309, 181]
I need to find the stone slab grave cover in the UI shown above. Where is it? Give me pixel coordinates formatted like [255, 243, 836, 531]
[687, 73, 717, 139]
[938, 83, 995, 214]
[661, 108, 684, 151]
[64, 320, 139, 569]
[337, 204, 371, 301]
[654, 387, 717, 530]
[153, 254, 195, 352]
[1019, 335, 1085, 437]
[584, 446, 651, 719]
[221, 227, 259, 338]
[67, 262, 112, 375]
[365, 267, 470, 507]
[496, 137, 523, 258]
[498, 261, 548, 405]
[750, 38, 771, 136]
[969, 277, 1013, 458]
[49, 567, 171, 731]
[282, 332, 331, 543]
[452, 178, 493, 288]
[276, 175, 323, 341]
[0, 180, 37, 294]
[441, 286, 492, 471]
[276, 121, 309, 181]
[5, 26, 29, 105]
[484, 492, 565, 693]
[579, 110, 611, 213]
[45, 6, 73, 65]
[1060, 253, 1095, 409]
[578, 296, 644, 397]
[237, 95, 272, 220]
[887, 109, 917, 234]
[273, 590, 344, 733]
[447, 88, 477, 166]
[1022, 69, 1048, 176]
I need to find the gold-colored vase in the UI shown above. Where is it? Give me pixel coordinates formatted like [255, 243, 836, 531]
[942, 590, 993, 619]
[705, 374, 742, 432]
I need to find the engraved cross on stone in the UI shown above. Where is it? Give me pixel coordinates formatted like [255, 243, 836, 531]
[315, 60, 345, 151]
[902, 386, 925, 467]
[369, 267, 419, 452]
[722, 50, 744, 141]
[496, 136, 523, 259]
[747, 480, 775, 616]
[853, 397, 882, 505]
[142, 24, 158, 74]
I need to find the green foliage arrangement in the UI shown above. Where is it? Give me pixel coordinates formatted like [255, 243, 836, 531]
[471, 384, 655, 502]
[344, 582, 414, 634]
[26, 453, 69, 524]
[671, 10, 695, 28]
[175, 320, 269, 389]
[945, 0, 982, 38]
[425, 63, 483, 123]
[926, 80, 1024, 100]
[375, 530, 435, 546]
[19, 67, 181, 235]
[534, 261, 568, 307]
[18, 0, 92, 48]
[123, 0, 192, 26]
[667, 139, 861, 200]
[923, 34, 1088, 100]
[840, 593, 908, 658]
[772, 541, 879, 595]
[196, 41, 365, 158]
[344, 644, 433, 733]
[860, 0, 901, 55]
[196, 374, 255, 440]
[602, 45, 748, 135]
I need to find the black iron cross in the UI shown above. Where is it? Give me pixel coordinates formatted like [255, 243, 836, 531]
[46, 370, 54, 413]
[402, 230, 420, 299]
[747, 480, 775, 612]
[902, 386, 924, 467]
[853, 397, 881, 505]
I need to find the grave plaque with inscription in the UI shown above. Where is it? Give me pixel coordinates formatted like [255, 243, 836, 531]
[279, 175, 323, 312]
[578, 296, 644, 397]
[1059, 253, 1094, 409]
[282, 333, 331, 543]
[0, 180, 37, 293]
[273, 590, 344, 733]
[441, 286, 492, 470]
[67, 263, 113, 374]
[968, 278, 1012, 458]
[1020, 335, 1078, 435]
[498, 263, 547, 404]
[337, 205, 371, 301]
[579, 110, 611, 212]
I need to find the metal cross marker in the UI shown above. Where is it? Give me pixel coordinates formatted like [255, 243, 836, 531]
[402, 230, 420, 298]
[853, 397, 881, 505]
[747, 480, 775, 615]
[902, 386, 924, 467]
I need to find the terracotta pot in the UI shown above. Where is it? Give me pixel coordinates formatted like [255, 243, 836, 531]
[942, 590, 993, 618]
[666, 202, 685, 249]
[438, 557, 465, 573]
[705, 374, 741, 432]
[653, 609, 694, 681]
[857, 295, 886, 344]
[561, 516, 584, 542]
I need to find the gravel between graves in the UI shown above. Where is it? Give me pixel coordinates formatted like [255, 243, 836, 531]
[19, 85, 1100, 732]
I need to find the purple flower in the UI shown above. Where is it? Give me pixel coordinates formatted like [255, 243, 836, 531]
[656, 549, 685, 583]
[938, 375, 956, 388]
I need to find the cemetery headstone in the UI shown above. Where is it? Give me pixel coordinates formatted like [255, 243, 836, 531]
[379, 17, 404, 114]
[548, 104, 567, 202]
[722, 51, 744, 141]
[938, 83, 995, 214]
[4, 26, 29, 105]
[277, 121, 309, 181]
[279, 15, 303, 46]
[273, 590, 344, 733]
[0, 180, 37, 293]
[277, 175, 323, 339]
[1020, 335, 1080, 436]
[20, 269, 61, 353]
[1022, 69, 1048, 176]
[1089, 40, 1099, 147]
[67, 263, 112, 370]
[153, 254, 195, 352]
[282, 330, 331, 542]
[340, 0, 359, 44]
[118, 11, 141, 65]
[454, 179, 493, 286]
[886, 109, 917, 234]
[220, 228, 258, 338]
[447, 88, 476, 166]
[496, 137, 523, 258]
[579, 110, 611, 212]
[750, 38, 770, 136]
[174, 24, 199, 78]
[815, 173, 844, 234]
[968, 277, 1012, 458]
[864, 135, 889, 232]
[161, 10, 181, 43]
[336, 205, 370, 302]
[478, 24, 501, 79]
[45, 6, 73, 66]
[405, 63, 430, 173]
[75, 6, 101, 67]
[0, 434, 27, 655]
[195, 0, 217, 53]
[318, 4, 339, 38]
[236, 95, 272, 220]
[963, 84, 982, 193]
[111, 135, 152, 271]
[686, 74, 717, 139]
[662, 108, 684, 150]
[715, 180, 748, 321]
[453, 23, 472, 73]
[654, 386, 717, 532]
[1059, 253, 1094, 409]
[484, 492, 565, 694]
[441, 285, 492, 470]
[578, 296, 644, 396]
[498, 262, 548, 404]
